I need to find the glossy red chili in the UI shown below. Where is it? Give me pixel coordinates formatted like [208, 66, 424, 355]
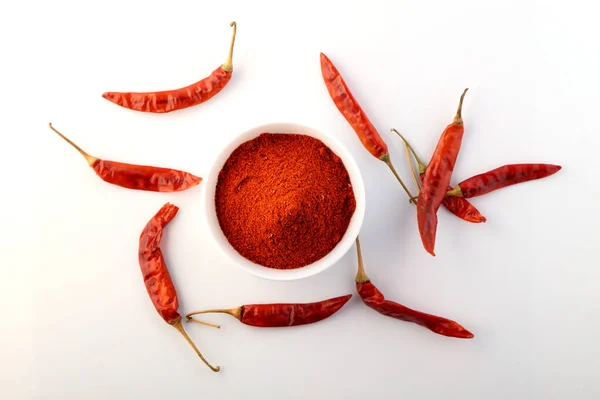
[320, 52, 414, 201]
[446, 163, 562, 198]
[49, 123, 202, 192]
[139, 203, 219, 372]
[186, 294, 352, 328]
[102, 22, 237, 113]
[417, 89, 469, 255]
[355, 237, 473, 339]
[393, 128, 486, 223]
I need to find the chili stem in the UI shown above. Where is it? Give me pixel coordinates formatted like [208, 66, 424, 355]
[391, 128, 427, 174]
[403, 140, 421, 190]
[355, 236, 369, 283]
[453, 88, 469, 125]
[48, 123, 98, 166]
[222, 22, 237, 72]
[187, 319, 222, 329]
[172, 318, 220, 372]
[446, 186, 463, 197]
[383, 157, 417, 204]
[186, 307, 242, 321]
[187, 317, 218, 327]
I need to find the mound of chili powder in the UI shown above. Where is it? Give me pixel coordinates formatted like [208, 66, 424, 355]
[215, 133, 357, 270]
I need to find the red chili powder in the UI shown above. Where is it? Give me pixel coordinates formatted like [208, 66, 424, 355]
[215, 133, 357, 270]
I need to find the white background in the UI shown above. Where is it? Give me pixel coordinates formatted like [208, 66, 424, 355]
[2, 0, 599, 399]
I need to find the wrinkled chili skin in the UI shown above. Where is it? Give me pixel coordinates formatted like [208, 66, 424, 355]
[457, 163, 562, 198]
[92, 159, 202, 192]
[320, 52, 388, 160]
[356, 281, 473, 339]
[442, 194, 486, 223]
[418, 173, 486, 223]
[138, 203, 181, 324]
[102, 67, 232, 113]
[239, 294, 352, 327]
[417, 123, 465, 255]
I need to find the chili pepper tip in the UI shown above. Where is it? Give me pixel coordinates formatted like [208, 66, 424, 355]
[428, 319, 474, 338]
[438, 327, 474, 339]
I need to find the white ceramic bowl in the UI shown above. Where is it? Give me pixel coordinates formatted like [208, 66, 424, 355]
[203, 122, 366, 281]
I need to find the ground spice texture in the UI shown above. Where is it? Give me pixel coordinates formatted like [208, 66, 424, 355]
[215, 133, 357, 269]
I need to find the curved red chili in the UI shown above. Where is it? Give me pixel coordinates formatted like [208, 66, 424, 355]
[139, 203, 219, 372]
[417, 89, 469, 256]
[320, 52, 415, 201]
[186, 294, 352, 328]
[49, 123, 202, 192]
[320, 52, 388, 160]
[102, 22, 237, 113]
[393, 128, 486, 223]
[446, 163, 562, 198]
[355, 237, 473, 339]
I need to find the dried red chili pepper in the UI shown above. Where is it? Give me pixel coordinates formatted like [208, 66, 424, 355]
[49, 123, 202, 192]
[320, 52, 415, 202]
[417, 89, 469, 256]
[139, 203, 219, 372]
[446, 164, 562, 198]
[355, 237, 473, 339]
[392, 128, 486, 224]
[102, 22, 237, 113]
[185, 294, 352, 328]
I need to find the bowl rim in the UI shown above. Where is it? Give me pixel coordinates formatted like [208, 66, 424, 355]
[202, 121, 366, 281]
